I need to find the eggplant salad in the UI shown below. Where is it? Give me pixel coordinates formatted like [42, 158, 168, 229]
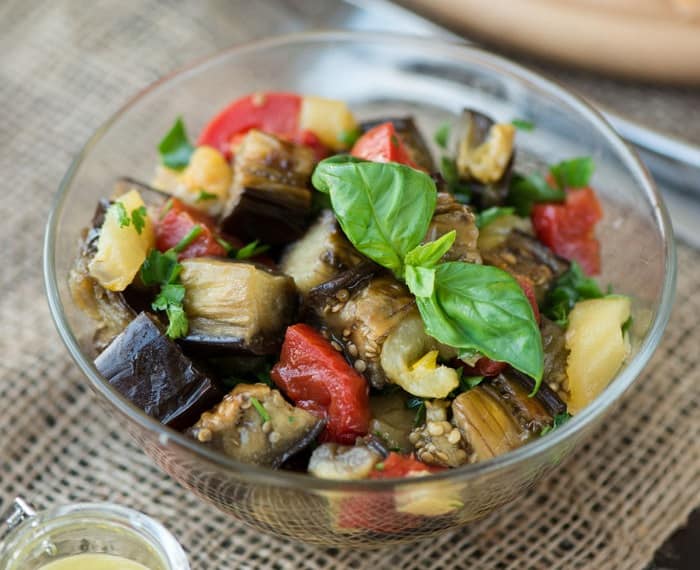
[71, 92, 632, 481]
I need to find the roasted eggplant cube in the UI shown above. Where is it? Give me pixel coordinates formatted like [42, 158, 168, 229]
[221, 130, 315, 245]
[451, 371, 565, 462]
[189, 383, 324, 467]
[179, 258, 298, 356]
[94, 312, 222, 430]
[359, 116, 435, 172]
[481, 230, 570, 304]
[425, 192, 481, 264]
[456, 109, 515, 185]
[280, 210, 365, 295]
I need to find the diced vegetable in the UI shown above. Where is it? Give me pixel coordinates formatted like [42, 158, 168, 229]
[565, 296, 631, 414]
[221, 130, 315, 245]
[408, 400, 469, 467]
[88, 189, 155, 292]
[152, 146, 232, 216]
[155, 198, 226, 259]
[271, 324, 370, 444]
[369, 391, 417, 453]
[178, 258, 298, 355]
[94, 312, 222, 430]
[189, 383, 324, 467]
[280, 210, 364, 295]
[360, 116, 435, 171]
[369, 452, 442, 479]
[531, 187, 603, 275]
[350, 122, 419, 168]
[424, 193, 481, 264]
[308, 443, 381, 480]
[298, 96, 358, 151]
[197, 92, 302, 158]
[456, 110, 515, 184]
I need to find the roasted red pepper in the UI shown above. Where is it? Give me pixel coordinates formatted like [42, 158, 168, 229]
[351, 122, 419, 168]
[155, 198, 226, 259]
[271, 324, 370, 445]
[370, 453, 444, 479]
[531, 187, 603, 275]
[197, 92, 302, 159]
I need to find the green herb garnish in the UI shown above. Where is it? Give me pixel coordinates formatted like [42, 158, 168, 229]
[622, 316, 633, 335]
[476, 206, 515, 229]
[196, 190, 217, 202]
[140, 249, 181, 286]
[543, 261, 603, 326]
[111, 202, 130, 228]
[312, 156, 544, 392]
[158, 117, 194, 171]
[250, 397, 271, 423]
[406, 396, 427, 427]
[374, 462, 385, 471]
[540, 412, 572, 436]
[172, 225, 203, 254]
[131, 206, 148, 235]
[434, 122, 450, 149]
[508, 173, 565, 216]
[234, 239, 270, 260]
[140, 247, 189, 339]
[550, 156, 594, 189]
[338, 128, 361, 147]
[511, 119, 535, 131]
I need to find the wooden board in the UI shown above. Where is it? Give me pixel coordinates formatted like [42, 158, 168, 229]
[401, 0, 700, 84]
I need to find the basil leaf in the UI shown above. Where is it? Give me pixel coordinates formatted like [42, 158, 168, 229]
[312, 156, 436, 277]
[434, 122, 450, 149]
[476, 207, 515, 229]
[511, 119, 535, 132]
[543, 261, 603, 326]
[404, 230, 456, 268]
[550, 157, 594, 189]
[158, 117, 194, 171]
[405, 265, 436, 298]
[414, 262, 544, 390]
[508, 173, 565, 216]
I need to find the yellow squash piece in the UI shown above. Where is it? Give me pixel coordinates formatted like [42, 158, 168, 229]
[565, 296, 631, 414]
[88, 189, 154, 292]
[298, 96, 358, 150]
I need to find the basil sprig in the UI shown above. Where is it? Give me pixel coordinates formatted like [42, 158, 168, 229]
[312, 157, 544, 390]
[312, 156, 436, 278]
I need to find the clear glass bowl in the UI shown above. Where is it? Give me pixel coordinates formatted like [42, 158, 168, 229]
[44, 31, 676, 546]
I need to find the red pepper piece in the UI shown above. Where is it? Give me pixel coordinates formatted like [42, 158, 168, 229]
[531, 187, 603, 275]
[351, 122, 419, 168]
[155, 198, 226, 259]
[197, 92, 302, 159]
[370, 452, 444, 479]
[271, 324, 370, 445]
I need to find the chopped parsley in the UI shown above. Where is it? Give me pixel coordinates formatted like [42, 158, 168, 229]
[540, 412, 572, 436]
[543, 261, 603, 326]
[250, 397, 271, 423]
[196, 190, 217, 202]
[172, 225, 203, 254]
[434, 122, 451, 149]
[158, 117, 194, 171]
[131, 206, 148, 235]
[374, 462, 385, 471]
[511, 119, 535, 132]
[216, 237, 270, 260]
[140, 247, 189, 339]
[406, 396, 427, 427]
[111, 202, 130, 228]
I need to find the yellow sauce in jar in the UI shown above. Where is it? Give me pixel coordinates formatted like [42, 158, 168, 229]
[39, 553, 151, 570]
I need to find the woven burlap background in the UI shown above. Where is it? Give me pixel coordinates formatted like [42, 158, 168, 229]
[1, 1, 698, 569]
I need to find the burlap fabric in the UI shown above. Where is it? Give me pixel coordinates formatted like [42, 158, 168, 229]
[1, 1, 698, 568]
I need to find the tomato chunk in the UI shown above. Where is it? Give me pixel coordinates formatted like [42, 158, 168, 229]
[370, 452, 444, 479]
[271, 324, 370, 444]
[197, 92, 302, 159]
[531, 187, 603, 275]
[351, 122, 419, 168]
[155, 198, 226, 259]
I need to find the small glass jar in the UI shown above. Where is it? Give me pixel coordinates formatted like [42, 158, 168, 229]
[0, 498, 189, 570]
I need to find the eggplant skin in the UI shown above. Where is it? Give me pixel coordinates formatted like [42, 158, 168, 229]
[95, 312, 223, 431]
[425, 193, 481, 264]
[481, 230, 570, 304]
[221, 130, 315, 245]
[189, 383, 325, 468]
[178, 258, 298, 356]
[359, 116, 435, 172]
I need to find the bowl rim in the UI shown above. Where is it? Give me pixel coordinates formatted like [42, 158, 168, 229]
[44, 30, 677, 491]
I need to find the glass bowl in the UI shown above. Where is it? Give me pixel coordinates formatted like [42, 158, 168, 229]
[44, 31, 676, 547]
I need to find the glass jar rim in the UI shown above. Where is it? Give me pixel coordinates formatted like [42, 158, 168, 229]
[43, 30, 677, 492]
